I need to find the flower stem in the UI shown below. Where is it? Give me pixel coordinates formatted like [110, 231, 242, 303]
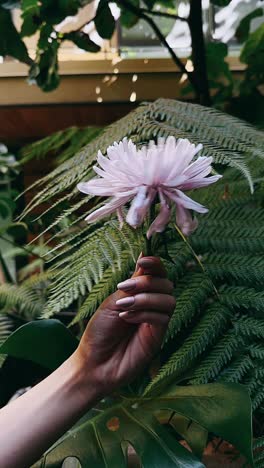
[174, 223, 219, 298]
[146, 203, 156, 256]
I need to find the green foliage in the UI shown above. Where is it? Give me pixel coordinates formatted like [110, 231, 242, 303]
[0, 319, 78, 370]
[94, 0, 115, 39]
[64, 31, 100, 52]
[33, 382, 253, 467]
[235, 7, 263, 43]
[16, 101, 264, 411]
[0, 0, 260, 110]
[20, 125, 103, 164]
[240, 23, 264, 96]
[0, 319, 253, 466]
[210, 0, 231, 5]
[0, 5, 30, 63]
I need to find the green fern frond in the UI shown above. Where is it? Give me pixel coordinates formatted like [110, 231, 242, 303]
[145, 302, 230, 396]
[219, 286, 264, 313]
[0, 315, 14, 366]
[234, 317, 264, 340]
[204, 253, 264, 285]
[72, 252, 134, 324]
[42, 222, 141, 318]
[0, 283, 42, 319]
[219, 355, 254, 383]
[166, 273, 213, 341]
[189, 332, 242, 385]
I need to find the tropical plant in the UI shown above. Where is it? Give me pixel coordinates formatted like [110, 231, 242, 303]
[0, 319, 253, 466]
[0, 0, 263, 108]
[16, 98, 264, 406]
[2, 98, 264, 463]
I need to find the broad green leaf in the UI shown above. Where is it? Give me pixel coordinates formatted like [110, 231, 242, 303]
[240, 23, 264, 66]
[40, 0, 80, 25]
[33, 382, 252, 467]
[34, 402, 204, 467]
[65, 31, 100, 53]
[0, 6, 30, 63]
[144, 383, 253, 465]
[0, 320, 78, 370]
[0, 0, 20, 8]
[142, 0, 175, 9]
[235, 7, 263, 43]
[0, 199, 12, 220]
[170, 414, 208, 459]
[206, 42, 233, 83]
[120, 0, 139, 29]
[29, 25, 60, 91]
[21, 0, 41, 37]
[210, 0, 231, 5]
[1, 222, 28, 239]
[94, 0, 115, 39]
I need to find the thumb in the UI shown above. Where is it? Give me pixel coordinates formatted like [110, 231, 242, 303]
[132, 252, 145, 278]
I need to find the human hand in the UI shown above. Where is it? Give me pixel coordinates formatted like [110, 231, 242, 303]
[75, 255, 175, 396]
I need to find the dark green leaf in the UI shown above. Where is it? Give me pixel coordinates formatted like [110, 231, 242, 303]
[0, 0, 20, 8]
[21, 0, 41, 37]
[210, 0, 231, 6]
[0, 6, 30, 63]
[206, 42, 233, 84]
[3, 222, 28, 239]
[120, 0, 139, 29]
[235, 8, 263, 43]
[240, 23, 264, 65]
[65, 31, 100, 52]
[94, 0, 115, 39]
[170, 415, 208, 459]
[0, 320, 78, 370]
[33, 383, 252, 467]
[29, 25, 60, 91]
[40, 0, 80, 25]
[144, 383, 253, 465]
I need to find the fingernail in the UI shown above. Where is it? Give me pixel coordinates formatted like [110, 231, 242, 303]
[135, 252, 144, 272]
[116, 296, 135, 307]
[119, 311, 129, 318]
[117, 279, 136, 291]
[119, 311, 135, 318]
[138, 257, 153, 267]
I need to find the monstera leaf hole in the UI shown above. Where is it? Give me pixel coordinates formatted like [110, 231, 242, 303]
[121, 441, 141, 468]
[61, 456, 82, 468]
[107, 416, 120, 431]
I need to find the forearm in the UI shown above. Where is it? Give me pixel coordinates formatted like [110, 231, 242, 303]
[0, 352, 101, 468]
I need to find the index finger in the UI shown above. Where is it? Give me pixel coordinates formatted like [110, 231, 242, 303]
[135, 256, 167, 278]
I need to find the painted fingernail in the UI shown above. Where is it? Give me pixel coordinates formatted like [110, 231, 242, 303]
[116, 296, 135, 307]
[119, 311, 129, 318]
[117, 279, 136, 291]
[138, 257, 153, 267]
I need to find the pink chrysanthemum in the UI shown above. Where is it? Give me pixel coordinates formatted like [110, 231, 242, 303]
[77, 136, 222, 238]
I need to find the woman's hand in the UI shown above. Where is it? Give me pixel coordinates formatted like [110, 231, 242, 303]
[76, 255, 175, 396]
[0, 255, 175, 467]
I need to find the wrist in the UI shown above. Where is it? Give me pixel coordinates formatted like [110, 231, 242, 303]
[67, 351, 106, 408]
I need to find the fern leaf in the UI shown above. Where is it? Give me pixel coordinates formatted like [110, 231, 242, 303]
[145, 302, 230, 396]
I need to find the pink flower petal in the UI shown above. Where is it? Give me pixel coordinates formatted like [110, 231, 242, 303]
[179, 174, 222, 191]
[126, 186, 156, 228]
[147, 191, 171, 239]
[85, 196, 131, 223]
[165, 189, 208, 214]
[176, 205, 198, 236]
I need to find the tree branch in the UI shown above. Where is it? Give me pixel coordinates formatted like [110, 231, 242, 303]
[188, 0, 211, 105]
[118, 0, 199, 97]
[140, 9, 188, 22]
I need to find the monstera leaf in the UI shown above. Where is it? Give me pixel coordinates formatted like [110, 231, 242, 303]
[0, 320, 253, 467]
[29, 382, 253, 467]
